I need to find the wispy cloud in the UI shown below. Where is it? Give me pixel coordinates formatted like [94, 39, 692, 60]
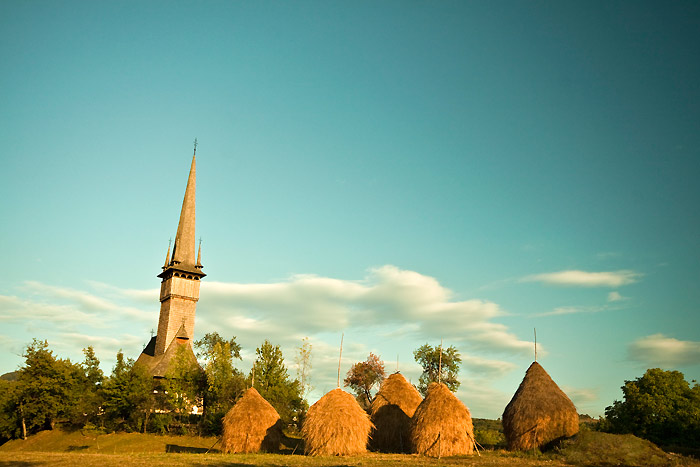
[628, 334, 700, 367]
[534, 305, 614, 318]
[562, 386, 599, 408]
[1, 267, 534, 416]
[199, 265, 535, 356]
[607, 291, 626, 302]
[522, 270, 641, 288]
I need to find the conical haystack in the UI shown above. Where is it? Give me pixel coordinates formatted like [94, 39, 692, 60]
[410, 382, 475, 457]
[370, 372, 423, 453]
[502, 361, 579, 451]
[301, 388, 374, 456]
[221, 387, 283, 453]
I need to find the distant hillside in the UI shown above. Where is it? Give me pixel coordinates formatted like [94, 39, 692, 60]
[0, 371, 19, 381]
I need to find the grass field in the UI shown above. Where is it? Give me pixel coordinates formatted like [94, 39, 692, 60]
[1, 429, 698, 467]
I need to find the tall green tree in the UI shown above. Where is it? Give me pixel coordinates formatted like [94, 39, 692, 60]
[0, 378, 21, 441]
[194, 333, 245, 411]
[16, 339, 80, 433]
[250, 340, 306, 426]
[164, 344, 206, 428]
[101, 350, 154, 432]
[194, 333, 246, 435]
[601, 368, 700, 448]
[65, 346, 104, 428]
[344, 352, 385, 408]
[413, 343, 461, 396]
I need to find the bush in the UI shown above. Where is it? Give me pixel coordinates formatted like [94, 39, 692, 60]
[602, 368, 700, 449]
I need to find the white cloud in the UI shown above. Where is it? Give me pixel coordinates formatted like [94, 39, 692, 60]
[461, 355, 517, 378]
[534, 305, 608, 318]
[0, 266, 537, 416]
[607, 291, 624, 302]
[562, 386, 598, 405]
[456, 379, 513, 418]
[628, 334, 700, 367]
[199, 265, 535, 356]
[522, 270, 641, 288]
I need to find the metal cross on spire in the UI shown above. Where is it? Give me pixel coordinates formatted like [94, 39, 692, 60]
[193, 137, 198, 155]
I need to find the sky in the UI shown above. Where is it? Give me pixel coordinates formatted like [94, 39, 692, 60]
[1, 1, 699, 419]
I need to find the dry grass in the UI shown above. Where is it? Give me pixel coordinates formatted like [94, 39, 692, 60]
[370, 372, 423, 453]
[221, 387, 282, 453]
[410, 382, 475, 457]
[301, 387, 373, 456]
[502, 362, 579, 451]
[2, 429, 699, 466]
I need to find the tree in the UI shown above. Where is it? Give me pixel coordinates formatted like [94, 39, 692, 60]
[344, 352, 386, 408]
[0, 379, 21, 442]
[250, 340, 306, 426]
[194, 333, 246, 435]
[601, 368, 700, 448]
[66, 346, 104, 428]
[164, 344, 206, 429]
[101, 350, 154, 432]
[16, 339, 81, 433]
[413, 343, 461, 396]
[294, 337, 313, 399]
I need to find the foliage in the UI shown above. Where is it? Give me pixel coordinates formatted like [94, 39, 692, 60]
[412, 343, 461, 396]
[65, 347, 104, 428]
[163, 345, 206, 422]
[600, 368, 700, 449]
[0, 379, 21, 442]
[0, 341, 106, 440]
[294, 337, 313, 399]
[195, 332, 241, 361]
[194, 332, 246, 435]
[475, 428, 506, 447]
[344, 352, 385, 408]
[15, 339, 87, 434]
[195, 333, 245, 410]
[473, 418, 506, 448]
[101, 350, 154, 432]
[249, 340, 307, 427]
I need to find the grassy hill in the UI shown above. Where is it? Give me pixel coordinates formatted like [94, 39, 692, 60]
[1, 428, 698, 467]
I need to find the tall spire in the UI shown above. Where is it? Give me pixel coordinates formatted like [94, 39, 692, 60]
[195, 238, 203, 269]
[170, 152, 197, 268]
[162, 239, 171, 269]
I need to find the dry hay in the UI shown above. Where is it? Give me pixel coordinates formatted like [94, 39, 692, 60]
[221, 387, 283, 453]
[301, 388, 373, 456]
[410, 382, 475, 457]
[370, 372, 423, 453]
[502, 361, 579, 451]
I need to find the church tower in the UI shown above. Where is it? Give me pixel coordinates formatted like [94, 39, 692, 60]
[137, 147, 204, 377]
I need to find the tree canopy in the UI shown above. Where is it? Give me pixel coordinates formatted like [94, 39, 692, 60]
[413, 343, 461, 396]
[194, 332, 246, 434]
[344, 352, 386, 408]
[601, 368, 700, 448]
[250, 339, 306, 426]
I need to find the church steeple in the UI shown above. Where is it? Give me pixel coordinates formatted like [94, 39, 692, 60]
[137, 143, 206, 379]
[170, 154, 197, 269]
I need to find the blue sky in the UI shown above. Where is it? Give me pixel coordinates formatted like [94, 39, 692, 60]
[1, 0, 699, 418]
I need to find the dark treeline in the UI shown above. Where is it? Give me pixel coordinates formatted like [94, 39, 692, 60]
[0, 334, 307, 443]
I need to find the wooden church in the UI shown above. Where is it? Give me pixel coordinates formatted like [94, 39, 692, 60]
[136, 148, 204, 378]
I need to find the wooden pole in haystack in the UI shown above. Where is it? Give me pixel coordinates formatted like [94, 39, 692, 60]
[438, 338, 443, 384]
[337, 333, 344, 387]
[534, 328, 537, 362]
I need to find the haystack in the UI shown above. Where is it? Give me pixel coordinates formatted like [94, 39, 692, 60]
[502, 361, 579, 451]
[221, 387, 283, 453]
[410, 382, 475, 457]
[301, 388, 373, 456]
[370, 372, 423, 452]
